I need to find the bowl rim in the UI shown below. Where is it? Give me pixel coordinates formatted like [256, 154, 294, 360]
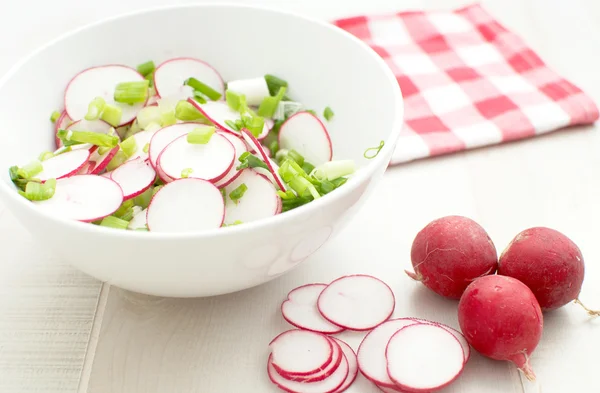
[0, 2, 404, 240]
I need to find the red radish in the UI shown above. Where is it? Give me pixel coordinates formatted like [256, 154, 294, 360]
[279, 337, 343, 383]
[377, 385, 406, 393]
[148, 123, 205, 169]
[127, 207, 147, 230]
[406, 318, 470, 364]
[267, 353, 349, 393]
[89, 146, 119, 175]
[270, 329, 334, 376]
[240, 128, 287, 191]
[223, 169, 280, 225]
[281, 284, 345, 334]
[64, 65, 146, 126]
[54, 111, 72, 148]
[110, 158, 156, 200]
[278, 111, 333, 166]
[406, 216, 498, 299]
[331, 338, 358, 393]
[188, 99, 270, 139]
[357, 318, 419, 388]
[458, 275, 543, 381]
[125, 129, 158, 162]
[158, 133, 234, 182]
[214, 133, 247, 188]
[498, 227, 593, 313]
[386, 323, 465, 392]
[226, 77, 270, 106]
[154, 57, 224, 99]
[317, 275, 395, 331]
[146, 95, 158, 106]
[66, 119, 114, 135]
[33, 175, 123, 222]
[146, 178, 224, 233]
[36, 149, 91, 181]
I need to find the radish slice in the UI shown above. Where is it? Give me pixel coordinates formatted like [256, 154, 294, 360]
[189, 99, 270, 139]
[331, 338, 359, 393]
[279, 112, 333, 166]
[223, 169, 280, 225]
[317, 275, 395, 331]
[89, 146, 119, 175]
[406, 318, 470, 364]
[54, 111, 72, 148]
[154, 58, 224, 99]
[110, 158, 156, 200]
[240, 129, 287, 191]
[386, 324, 464, 392]
[148, 123, 206, 169]
[214, 133, 247, 188]
[64, 65, 146, 126]
[158, 133, 234, 182]
[357, 319, 420, 388]
[267, 352, 349, 393]
[126, 129, 158, 162]
[281, 284, 345, 334]
[279, 337, 343, 383]
[128, 208, 147, 230]
[226, 77, 270, 106]
[269, 330, 333, 377]
[100, 171, 112, 178]
[377, 386, 405, 393]
[32, 175, 123, 222]
[66, 119, 114, 135]
[146, 95, 158, 106]
[146, 178, 224, 233]
[36, 149, 91, 181]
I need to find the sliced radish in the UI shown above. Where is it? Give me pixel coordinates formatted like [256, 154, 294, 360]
[36, 149, 91, 181]
[226, 77, 270, 106]
[148, 123, 205, 169]
[279, 337, 343, 383]
[54, 111, 72, 148]
[154, 58, 224, 99]
[281, 284, 345, 334]
[146, 95, 159, 106]
[279, 112, 333, 166]
[357, 319, 420, 388]
[406, 318, 470, 364]
[66, 119, 114, 134]
[89, 146, 119, 175]
[100, 171, 112, 178]
[386, 324, 464, 392]
[189, 99, 270, 139]
[33, 175, 123, 222]
[128, 207, 147, 230]
[64, 65, 146, 126]
[267, 352, 349, 393]
[240, 129, 287, 191]
[269, 329, 333, 377]
[110, 158, 156, 200]
[317, 275, 395, 331]
[158, 133, 234, 182]
[223, 169, 280, 225]
[331, 338, 359, 393]
[126, 129, 158, 162]
[146, 178, 224, 233]
[214, 133, 247, 188]
[377, 385, 405, 393]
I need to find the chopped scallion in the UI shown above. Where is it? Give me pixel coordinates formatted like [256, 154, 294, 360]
[120, 136, 138, 158]
[100, 215, 129, 230]
[175, 100, 205, 121]
[142, 143, 150, 154]
[224, 119, 241, 131]
[302, 161, 315, 175]
[244, 116, 265, 138]
[50, 111, 61, 123]
[193, 91, 207, 104]
[97, 146, 111, 155]
[56, 129, 119, 148]
[288, 149, 304, 166]
[364, 140, 385, 159]
[184, 77, 222, 101]
[323, 106, 334, 121]
[133, 186, 154, 209]
[38, 151, 54, 162]
[106, 150, 128, 171]
[187, 127, 215, 144]
[258, 86, 287, 118]
[84, 96, 106, 121]
[181, 168, 193, 178]
[17, 160, 43, 179]
[136, 106, 161, 129]
[268, 140, 279, 156]
[20, 178, 56, 201]
[236, 152, 269, 171]
[152, 185, 163, 196]
[265, 74, 288, 96]
[312, 160, 356, 181]
[100, 103, 123, 127]
[229, 183, 247, 203]
[136, 60, 155, 77]
[226, 90, 243, 111]
[223, 220, 243, 227]
[114, 80, 150, 104]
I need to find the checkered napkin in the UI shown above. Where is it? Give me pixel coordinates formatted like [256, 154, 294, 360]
[334, 4, 599, 165]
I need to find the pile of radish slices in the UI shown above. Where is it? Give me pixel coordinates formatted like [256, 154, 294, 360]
[269, 275, 469, 393]
[9, 57, 362, 232]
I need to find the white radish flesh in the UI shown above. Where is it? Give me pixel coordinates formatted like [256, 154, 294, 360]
[223, 169, 280, 225]
[33, 175, 123, 222]
[279, 112, 333, 166]
[240, 129, 287, 191]
[214, 133, 247, 188]
[158, 133, 234, 182]
[407, 318, 470, 364]
[128, 208, 147, 230]
[279, 337, 343, 383]
[269, 329, 333, 376]
[268, 353, 349, 393]
[281, 284, 345, 334]
[154, 58, 224, 99]
[331, 338, 358, 393]
[357, 319, 419, 388]
[64, 65, 146, 126]
[148, 123, 209, 169]
[317, 275, 395, 331]
[36, 149, 91, 181]
[226, 77, 270, 106]
[110, 158, 156, 200]
[386, 324, 464, 392]
[146, 178, 224, 233]
[126, 129, 158, 162]
[190, 100, 270, 139]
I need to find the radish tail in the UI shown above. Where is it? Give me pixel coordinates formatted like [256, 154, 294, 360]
[574, 298, 600, 317]
[512, 352, 536, 381]
[404, 270, 421, 281]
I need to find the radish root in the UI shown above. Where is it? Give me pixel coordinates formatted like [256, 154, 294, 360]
[404, 270, 422, 281]
[517, 352, 536, 382]
[574, 298, 600, 317]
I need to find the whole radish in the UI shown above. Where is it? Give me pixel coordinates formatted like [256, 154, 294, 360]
[498, 227, 597, 315]
[458, 275, 543, 381]
[406, 216, 498, 299]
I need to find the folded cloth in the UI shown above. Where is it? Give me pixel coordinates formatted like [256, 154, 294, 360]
[334, 3, 599, 165]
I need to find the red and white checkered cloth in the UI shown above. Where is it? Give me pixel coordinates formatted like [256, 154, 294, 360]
[334, 4, 599, 165]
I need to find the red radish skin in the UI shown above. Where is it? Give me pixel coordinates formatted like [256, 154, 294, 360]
[270, 330, 334, 377]
[240, 129, 288, 191]
[458, 275, 543, 381]
[278, 337, 343, 383]
[498, 227, 591, 312]
[406, 216, 498, 299]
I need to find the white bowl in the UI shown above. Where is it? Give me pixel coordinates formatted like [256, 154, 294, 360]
[0, 4, 403, 297]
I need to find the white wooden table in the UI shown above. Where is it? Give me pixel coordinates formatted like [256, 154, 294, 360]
[1, 0, 599, 392]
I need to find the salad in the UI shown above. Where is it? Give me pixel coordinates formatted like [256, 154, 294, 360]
[9, 57, 383, 233]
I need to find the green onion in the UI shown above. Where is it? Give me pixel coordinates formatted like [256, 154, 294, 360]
[323, 107, 334, 121]
[279, 160, 320, 199]
[364, 140, 385, 159]
[258, 86, 287, 118]
[9, 166, 29, 191]
[114, 80, 150, 104]
[265, 74, 288, 96]
[113, 199, 134, 218]
[312, 160, 355, 181]
[275, 149, 289, 162]
[268, 140, 279, 156]
[145, 73, 154, 88]
[181, 168, 193, 178]
[97, 146, 111, 155]
[136, 60, 155, 77]
[143, 143, 150, 154]
[20, 178, 56, 201]
[317, 179, 335, 195]
[236, 152, 269, 171]
[243, 116, 265, 138]
[175, 100, 205, 121]
[223, 220, 243, 227]
[152, 185, 163, 196]
[56, 129, 119, 148]
[17, 160, 43, 179]
[229, 183, 248, 203]
[187, 127, 215, 144]
[136, 106, 161, 129]
[226, 90, 244, 111]
[133, 186, 154, 209]
[277, 190, 296, 200]
[100, 215, 129, 230]
[184, 77, 222, 101]
[84, 97, 106, 121]
[220, 187, 226, 200]
[135, 226, 149, 231]
[281, 195, 312, 212]
[288, 149, 304, 166]
[160, 110, 177, 126]
[106, 150, 128, 171]
[331, 177, 347, 188]
[50, 111, 61, 123]
[120, 136, 138, 158]
[224, 119, 241, 131]
[302, 161, 315, 175]
[193, 91, 207, 104]
[100, 103, 123, 127]
[38, 151, 54, 162]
